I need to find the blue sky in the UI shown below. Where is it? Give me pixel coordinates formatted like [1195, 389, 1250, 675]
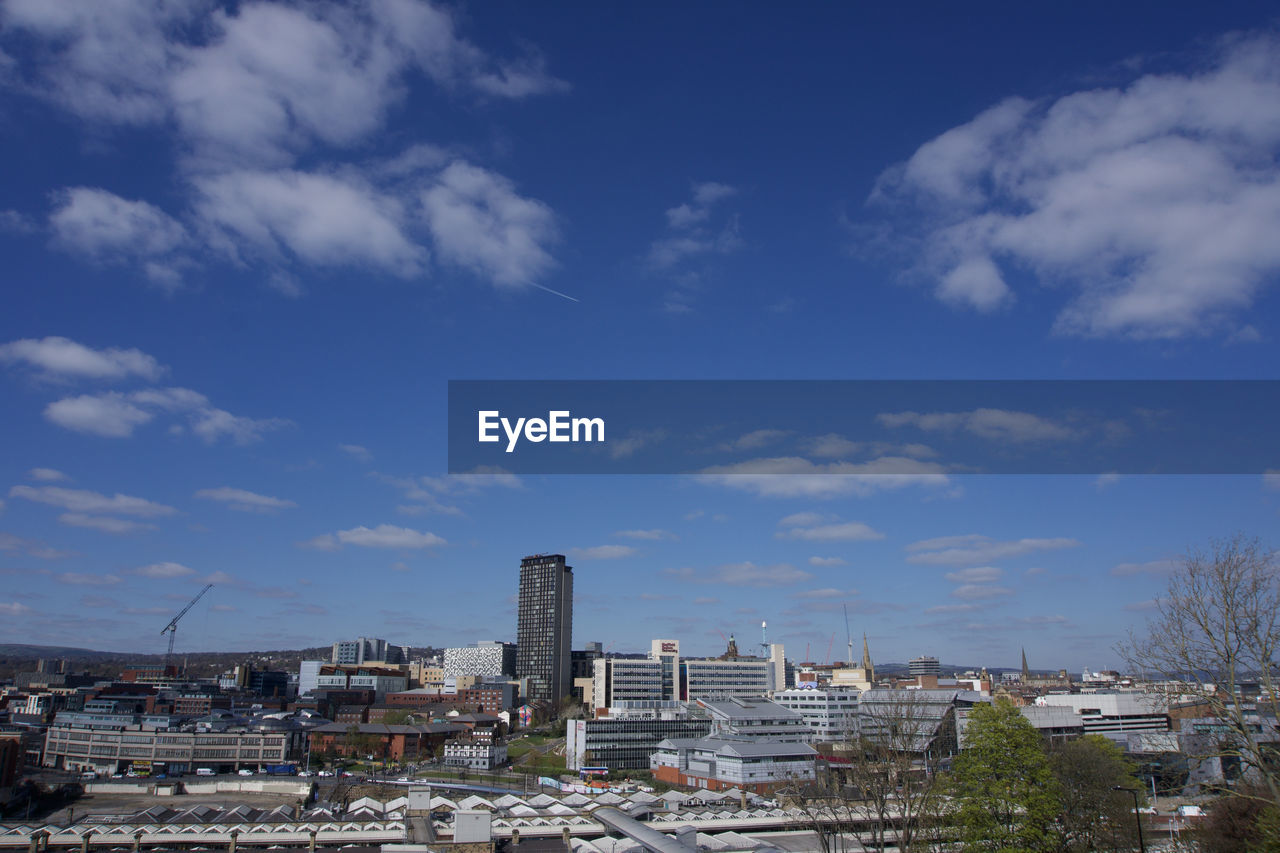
[2, 1, 1279, 669]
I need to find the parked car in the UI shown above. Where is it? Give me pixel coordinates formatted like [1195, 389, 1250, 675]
[238, 769, 254, 776]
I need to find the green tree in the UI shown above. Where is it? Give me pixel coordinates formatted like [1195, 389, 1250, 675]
[1049, 735, 1145, 852]
[950, 699, 1062, 853]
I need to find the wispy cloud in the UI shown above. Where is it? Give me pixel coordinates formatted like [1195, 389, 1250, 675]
[649, 182, 743, 312]
[663, 561, 813, 588]
[340, 444, 373, 462]
[58, 513, 157, 534]
[776, 519, 884, 542]
[906, 534, 1079, 565]
[10, 485, 176, 517]
[195, 487, 297, 513]
[303, 524, 446, 551]
[700, 456, 949, 498]
[1110, 559, 1179, 577]
[570, 545, 638, 560]
[614, 529, 676, 541]
[878, 408, 1077, 443]
[129, 562, 197, 579]
[43, 386, 289, 442]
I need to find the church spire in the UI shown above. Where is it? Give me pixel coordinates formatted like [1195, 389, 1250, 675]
[1021, 647, 1030, 681]
[862, 632, 875, 683]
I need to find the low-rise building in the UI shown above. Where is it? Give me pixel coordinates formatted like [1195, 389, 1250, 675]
[42, 714, 304, 775]
[443, 737, 508, 770]
[308, 722, 465, 761]
[699, 697, 812, 742]
[566, 703, 711, 771]
[1034, 692, 1169, 739]
[650, 737, 817, 792]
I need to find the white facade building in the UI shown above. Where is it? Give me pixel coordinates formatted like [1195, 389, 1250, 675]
[772, 687, 860, 742]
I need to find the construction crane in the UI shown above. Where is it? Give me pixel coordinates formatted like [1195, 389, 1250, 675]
[161, 583, 213, 670]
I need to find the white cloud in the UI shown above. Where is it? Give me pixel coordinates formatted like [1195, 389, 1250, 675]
[44, 387, 288, 442]
[662, 182, 737, 231]
[871, 35, 1280, 339]
[701, 456, 949, 498]
[10, 485, 176, 517]
[0, 532, 70, 560]
[1124, 598, 1163, 612]
[194, 487, 297, 513]
[58, 513, 157, 534]
[778, 512, 827, 528]
[924, 603, 979, 614]
[1095, 472, 1122, 490]
[571, 545, 637, 560]
[776, 520, 885, 542]
[663, 561, 813, 588]
[28, 468, 69, 482]
[614, 529, 676, 541]
[1110, 559, 1180, 577]
[304, 524, 445, 551]
[943, 566, 1003, 583]
[718, 429, 790, 452]
[650, 182, 743, 312]
[808, 556, 848, 567]
[340, 444, 373, 462]
[0, 0, 193, 124]
[5, 1, 565, 163]
[130, 561, 197, 579]
[44, 392, 153, 437]
[8, 2, 565, 296]
[0, 336, 165, 382]
[906, 534, 1080, 565]
[194, 168, 425, 275]
[792, 587, 858, 599]
[951, 583, 1014, 600]
[877, 408, 1076, 442]
[49, 189, 189, 285]
[57, 572, 122, 586]
[421, 160, 557, 287]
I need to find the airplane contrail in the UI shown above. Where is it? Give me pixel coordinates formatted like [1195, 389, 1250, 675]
[529, 282, 580, 303]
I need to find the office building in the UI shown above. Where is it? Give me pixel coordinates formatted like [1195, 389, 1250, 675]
[566, 702, 712, 770]
[772, 686, 860, 742]
[516, 554, 573, 704]
[332, 637, 409, 666]
[443, 642, 517, 677]
[909, 656, 941, 678]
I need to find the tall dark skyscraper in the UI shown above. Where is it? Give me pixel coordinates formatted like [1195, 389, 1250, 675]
[516, 553, 573, 704]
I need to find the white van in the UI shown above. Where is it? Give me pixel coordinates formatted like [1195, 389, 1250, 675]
[196, 768, 216, 776]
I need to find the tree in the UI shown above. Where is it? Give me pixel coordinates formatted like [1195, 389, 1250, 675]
[1049, 734, 1145, 852]
[1195, 783, 1280, 853]
[783, 690, 949, 852]
[949, 699, 1061, 853]
[1119, 535, 1280, 811]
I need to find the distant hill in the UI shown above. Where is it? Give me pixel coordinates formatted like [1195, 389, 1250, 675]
[0, 644, 438, 680]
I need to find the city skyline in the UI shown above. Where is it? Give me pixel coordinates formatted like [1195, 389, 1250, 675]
[3, 2, 1280, 669]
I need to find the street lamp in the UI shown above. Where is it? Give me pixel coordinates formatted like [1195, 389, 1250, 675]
[1112, 786, 1147, 853]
